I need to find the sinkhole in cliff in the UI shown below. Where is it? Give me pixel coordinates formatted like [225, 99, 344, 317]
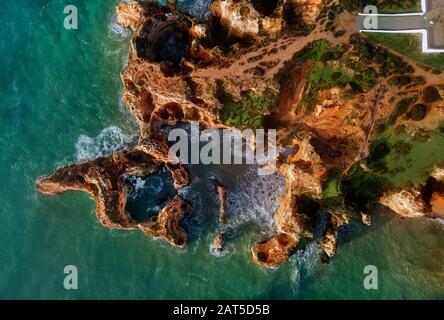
[135, 20, 190, 66]
[125, 168, 177, 223]
[283, 1, 304, 26]
[251, 0, 278, 16]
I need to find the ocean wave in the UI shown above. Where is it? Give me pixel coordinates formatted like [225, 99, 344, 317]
[125, 175, 165, 200]
[209, 241, 236, 258]
[222, 166, 286, 233]
[179, 185, 204, 226]
[108, 13, 131, 38]
[290, 242, 321, 292]
[75, 126, 134, 161]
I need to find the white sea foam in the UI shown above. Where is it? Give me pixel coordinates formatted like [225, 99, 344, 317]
[108, 13, 131, 38]
[75, 126, 134, 161]
[125, 175, 165, 200]
[179, 185, 204, 226]
[223, 166, 286, 233]
[290, 242, 321, 292]
[179, 0, 211, 20]
[209, 242, 235, 257]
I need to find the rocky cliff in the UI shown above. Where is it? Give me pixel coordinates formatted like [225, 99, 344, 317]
[36, 0, 444, 268]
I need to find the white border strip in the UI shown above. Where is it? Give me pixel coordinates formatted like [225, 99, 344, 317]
[421, 0, 427, 13]
[358, 0, 427, 15]
[360, 29, 444, 53]
[358, 13, 424, 17]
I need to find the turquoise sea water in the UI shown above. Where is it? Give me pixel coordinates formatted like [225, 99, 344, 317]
[0, 0, 443, 299]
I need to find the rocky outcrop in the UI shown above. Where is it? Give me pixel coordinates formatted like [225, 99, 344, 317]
[211, 0, 283, 41]
[138, 195, 191, 247]
[283, 0, 325, 27]
[320, 213, 350, 263]
[36, 0, 444, 269]
[211, 178, 228, 223]
[36, 147, 161, 229]
[212, 233, 224, 251]
[361, 212, 372, 226]
[36, 146, 193, 246]
[380, 173, 444, 219]
[116, 0, 146, 31]
[320, 228, 337, 263]
[252, 234, 298, 268]
[379, 189, 427, 218]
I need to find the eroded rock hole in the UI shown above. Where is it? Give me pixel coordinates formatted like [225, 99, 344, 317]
[135, 19, 190, 66]
[125, 168, 176, 222]
[408, 104, 428, 121]
[257, 252, 268, 262]
[251, 0, 278, 16]
[157, 103, 185, 121]
[283, 1, 304, 26]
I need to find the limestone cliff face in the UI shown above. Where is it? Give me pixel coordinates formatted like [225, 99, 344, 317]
[379, 169, 444, 219]
[380, 189, 427, 218]
[211, 0, 283, 40]
[36, 148, 161, 229]
[116, 0, 146, 31]
[35, 0, 361, 263]
[138, 196, 191, 247]
[284, 0, 325, 27]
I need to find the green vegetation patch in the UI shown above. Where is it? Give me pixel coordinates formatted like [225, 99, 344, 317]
[345, 123, 444, 204]
[370, 125, 444, 187]
[342, 164, 391, 208]
[321, 169, 344, 209]
[218, 86, 276, 129]
[341, 0, 420, 13]
[365, 33, 444, 71]
[343, 111, 444, 208]
[296, 40, 377, 109]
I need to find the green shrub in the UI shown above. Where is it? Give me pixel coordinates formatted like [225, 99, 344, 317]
[394, 141, 412, 155]
[218, 87, 276, 129]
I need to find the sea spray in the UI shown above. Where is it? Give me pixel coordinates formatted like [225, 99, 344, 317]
[290, 242, 322, 293]
[108, 13, 131, 38]
[223, 166, 286, 233]
[75, 126, 135, 161]
[178, 0, 211, 20]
